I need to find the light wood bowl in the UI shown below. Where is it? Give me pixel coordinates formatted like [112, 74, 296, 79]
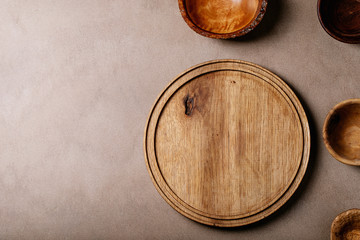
[178, 0, 267, 39]
[331, 209, 360, 240]
[317, 0, 360, 44]
[323, 99, 360, 165]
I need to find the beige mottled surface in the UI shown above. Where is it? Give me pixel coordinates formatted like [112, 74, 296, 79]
[0, 0, 359, 239]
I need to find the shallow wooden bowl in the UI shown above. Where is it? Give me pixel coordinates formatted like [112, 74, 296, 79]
[331, 209, 360, 240]
[317, 0, 360, 43]
[323, 99, 360, 165]
[178, 0, 267, 39]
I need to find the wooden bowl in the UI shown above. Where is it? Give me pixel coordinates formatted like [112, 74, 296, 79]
[323, 99, 360, 165]
[178, 0, 268, 39]
[317, 0, 360, 43]
[331, 209, 360, 240]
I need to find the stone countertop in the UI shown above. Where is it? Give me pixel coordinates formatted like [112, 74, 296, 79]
[0, 0, 359, 239]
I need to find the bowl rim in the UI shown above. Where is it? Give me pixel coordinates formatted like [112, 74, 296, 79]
[317, 0, 360, 44]
[178, 0, 268, 39]
[331, 209, 360, 240]
[323, 98, 360, 166]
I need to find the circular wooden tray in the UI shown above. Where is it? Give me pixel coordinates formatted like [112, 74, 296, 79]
[144, 60, 310, 227]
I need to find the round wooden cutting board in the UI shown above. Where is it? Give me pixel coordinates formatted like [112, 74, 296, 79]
[144, 60, 310, 227]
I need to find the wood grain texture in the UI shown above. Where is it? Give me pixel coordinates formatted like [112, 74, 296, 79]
[178, 0, 267, 39]
[185, 0, 259, 34]
[144, 60, 310, 227]
[318, 0, 360, 43]
[331, 209, 360, 240]
[323, 99, 360, 165]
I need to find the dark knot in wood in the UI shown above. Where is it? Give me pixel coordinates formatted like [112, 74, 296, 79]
[184, 95, 194, 116]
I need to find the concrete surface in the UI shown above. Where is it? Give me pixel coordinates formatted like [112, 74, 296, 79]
[0, 0, 359, 239]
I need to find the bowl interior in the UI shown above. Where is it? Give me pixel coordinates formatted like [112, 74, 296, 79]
[184, 0, 262, 34]
[318, 0, 360, 43]
[324, 100, 360, 164]
[332, 209, 360, 240]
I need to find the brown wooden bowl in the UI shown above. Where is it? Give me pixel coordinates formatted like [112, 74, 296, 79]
[317, 0, 360, 43]
[331, 209, 360, 240]
[323, 99, 360, 165]
[178, 0, 267, 39]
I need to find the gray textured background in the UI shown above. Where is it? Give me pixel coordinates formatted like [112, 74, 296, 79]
[0, 0, 359, 239]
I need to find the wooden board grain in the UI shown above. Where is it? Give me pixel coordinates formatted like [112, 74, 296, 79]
[144, 60, 310, 227]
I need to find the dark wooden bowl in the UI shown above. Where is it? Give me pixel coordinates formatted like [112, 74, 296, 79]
[323, 99, 360, 166]
[331, 209, 360, 240]
[178, 0, 267, 39]
[317, 0, 360, 43]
